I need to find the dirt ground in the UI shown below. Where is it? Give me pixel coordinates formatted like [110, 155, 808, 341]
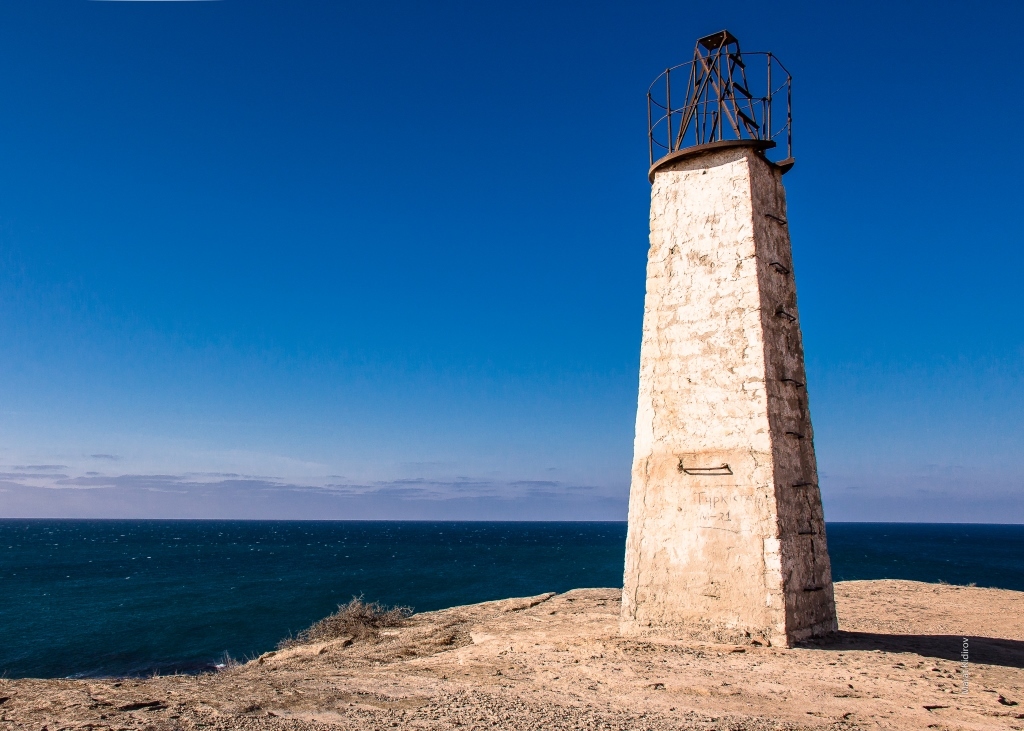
[2, 580, 1022, 731]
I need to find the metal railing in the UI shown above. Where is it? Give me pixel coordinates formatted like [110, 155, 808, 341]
[647, 31, 793, 168]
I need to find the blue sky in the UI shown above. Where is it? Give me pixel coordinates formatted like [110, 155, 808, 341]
[0, 0, 1021, 522]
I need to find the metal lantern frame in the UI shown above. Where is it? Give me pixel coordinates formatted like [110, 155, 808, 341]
[647, 30, 793, 170]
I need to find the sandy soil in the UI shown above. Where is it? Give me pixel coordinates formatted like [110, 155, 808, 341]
[2, 580, 1022, 731]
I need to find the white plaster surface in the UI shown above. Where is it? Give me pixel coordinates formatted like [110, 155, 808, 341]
[621, 147, 837, 647]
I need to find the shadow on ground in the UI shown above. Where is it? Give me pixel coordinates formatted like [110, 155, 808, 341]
[802, 632, 1024, 669]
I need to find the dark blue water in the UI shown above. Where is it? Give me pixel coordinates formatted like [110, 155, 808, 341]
[1, 520, 1021, 679]
[826, 522, 1024, 589]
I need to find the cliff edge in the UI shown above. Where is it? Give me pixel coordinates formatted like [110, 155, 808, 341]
[2, 580, 1022, 730]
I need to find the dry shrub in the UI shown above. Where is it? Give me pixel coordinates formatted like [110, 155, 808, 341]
[278, 596, 412, 649]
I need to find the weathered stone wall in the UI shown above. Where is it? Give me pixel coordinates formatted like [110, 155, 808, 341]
[620, 146, 836, 647]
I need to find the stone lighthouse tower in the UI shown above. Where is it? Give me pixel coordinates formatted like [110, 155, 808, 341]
[621, 30, 837, 647]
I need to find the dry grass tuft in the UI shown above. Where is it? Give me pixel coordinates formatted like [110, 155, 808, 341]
[278, 596, 413, 649]
[215, 652, 241, 671]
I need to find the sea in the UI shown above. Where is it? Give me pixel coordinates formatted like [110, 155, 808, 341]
[1, 520, 1022, 679]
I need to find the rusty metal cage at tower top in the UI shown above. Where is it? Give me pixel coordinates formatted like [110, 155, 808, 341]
[648, 30, 793, 175]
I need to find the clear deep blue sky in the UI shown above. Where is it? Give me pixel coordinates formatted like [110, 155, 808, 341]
[0, 0, 1021, 522]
